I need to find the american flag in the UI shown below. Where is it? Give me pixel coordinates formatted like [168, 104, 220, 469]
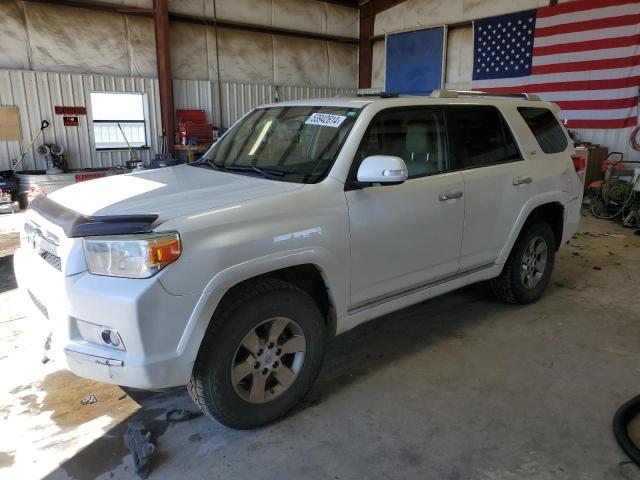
[471, 0, 640, 129]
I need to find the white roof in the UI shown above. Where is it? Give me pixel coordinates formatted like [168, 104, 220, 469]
[260, 94, 558, 111]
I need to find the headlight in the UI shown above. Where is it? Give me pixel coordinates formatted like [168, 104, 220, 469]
[84, 232, 181, 278]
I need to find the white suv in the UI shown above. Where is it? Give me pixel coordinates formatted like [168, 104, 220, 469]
[14, 90, 582, 429]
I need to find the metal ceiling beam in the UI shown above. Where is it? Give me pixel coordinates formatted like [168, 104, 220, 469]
[310, 0, 359, 7]
[170, 13, 358, 44]
[361, 0, 407, 15]
[21, 0, 358, 44]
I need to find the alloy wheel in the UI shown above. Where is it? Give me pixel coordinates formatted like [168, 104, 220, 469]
[231, 317, 307, 404]
[520, 235, 548, 289]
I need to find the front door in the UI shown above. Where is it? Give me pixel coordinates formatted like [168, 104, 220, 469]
[346, 107, 465, 308]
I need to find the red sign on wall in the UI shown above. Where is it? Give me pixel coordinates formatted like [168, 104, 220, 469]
[55, 106, 86, 115]
[63, 116, 79, 127]
[75, 172, 107, 182]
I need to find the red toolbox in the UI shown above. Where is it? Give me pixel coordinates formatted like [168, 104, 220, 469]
[176, 109, 214, 145]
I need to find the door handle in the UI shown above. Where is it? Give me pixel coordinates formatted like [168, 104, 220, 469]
[513, 176, 533, 186]
[439, 190, 463, 201]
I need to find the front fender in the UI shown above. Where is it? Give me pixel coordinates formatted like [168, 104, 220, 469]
[174, 246, 347, 367]
[496, 190, 573, 265]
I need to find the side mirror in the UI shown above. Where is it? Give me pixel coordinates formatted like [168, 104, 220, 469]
[356, 155, 408, 185]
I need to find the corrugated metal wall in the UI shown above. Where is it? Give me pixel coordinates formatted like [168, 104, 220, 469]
[0, 69, 356, 171]
[0, 69, 162, 171]
[357, 88, 384, 95]
[573, 127, 637, 163]
[277, 85, 357, 101]
[217, 82, 277, 127]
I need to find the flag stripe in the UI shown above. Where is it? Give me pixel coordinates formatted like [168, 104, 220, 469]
[537, 0, 638, 19]
[554, 97, 639, 111]
[533, 86, 640, 102]
[567, 117, 638, 129]
[535, 3, 640, 28]
[533, 24, 640, 48]
[478, 75, 640, 93]
[559, 106, 637, 121]
[531, 54, 640, 75]
[533, 45, 640, 66]
[473, 65, 640, 89]
[536, 14, 640, 38]
[533, 34, 640, 56]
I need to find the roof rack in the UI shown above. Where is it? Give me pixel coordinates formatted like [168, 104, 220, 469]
[430, 89, 541, 101]
[356, 92, 400, 98]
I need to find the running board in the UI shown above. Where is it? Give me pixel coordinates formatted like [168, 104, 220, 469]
[347, 263, 494, 315]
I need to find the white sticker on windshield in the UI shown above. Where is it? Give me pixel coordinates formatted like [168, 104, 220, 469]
[305, 113, 347, 128]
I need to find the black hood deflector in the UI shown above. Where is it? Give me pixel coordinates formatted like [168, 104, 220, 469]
[29, 195, 159, 238]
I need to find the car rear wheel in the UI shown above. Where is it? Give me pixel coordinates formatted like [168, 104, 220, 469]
[490, 221, 556, 304]
[187, 278, 325, 429]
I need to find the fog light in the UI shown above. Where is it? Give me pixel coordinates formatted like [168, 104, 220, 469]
[100, 328, 123, 349]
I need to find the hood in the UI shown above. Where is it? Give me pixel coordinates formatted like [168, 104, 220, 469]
[48, 165, 304, 221]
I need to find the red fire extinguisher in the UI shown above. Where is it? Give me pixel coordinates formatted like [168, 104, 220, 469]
[175, 121, 187, 145]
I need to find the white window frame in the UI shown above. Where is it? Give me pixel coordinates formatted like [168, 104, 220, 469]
[90, 91, 150, 151]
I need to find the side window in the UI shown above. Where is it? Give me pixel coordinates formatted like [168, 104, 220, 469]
[355, 108, 449, 179]
[518, 107, 568, 154]
[449, 106, 521, 169]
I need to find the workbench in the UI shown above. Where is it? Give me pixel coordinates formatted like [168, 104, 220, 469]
[574, 146, 609, 188]
[174, 144, 211, 163]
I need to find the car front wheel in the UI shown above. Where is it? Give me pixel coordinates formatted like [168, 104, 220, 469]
[187, 278, 326, 429]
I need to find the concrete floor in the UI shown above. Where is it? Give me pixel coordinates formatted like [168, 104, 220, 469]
[1, 211, 640, 480]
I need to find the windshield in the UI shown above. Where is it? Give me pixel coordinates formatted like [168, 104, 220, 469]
[200, 106, 360, 183]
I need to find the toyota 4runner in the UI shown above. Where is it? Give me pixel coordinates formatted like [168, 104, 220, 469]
[14, 90, 582, 429]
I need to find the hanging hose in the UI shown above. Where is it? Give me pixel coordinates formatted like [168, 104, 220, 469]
[591, 176, 638, 219]
[631, 125, 640, 152]
[614, 394, 640, 467]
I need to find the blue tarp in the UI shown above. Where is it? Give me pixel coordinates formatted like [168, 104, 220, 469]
[385, 27, 445, 95]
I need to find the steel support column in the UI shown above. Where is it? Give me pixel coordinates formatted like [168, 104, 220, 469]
[358, 0, 407, 89]
[359, 7, 375, 89]
[154, 0, 174, 156]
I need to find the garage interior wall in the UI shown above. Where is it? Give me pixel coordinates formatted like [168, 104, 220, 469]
[0, 0, 358, 170]
[368, 0, 638, 160]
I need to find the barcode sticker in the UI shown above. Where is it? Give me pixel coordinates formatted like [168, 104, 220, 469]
[305, 113, 347, 128]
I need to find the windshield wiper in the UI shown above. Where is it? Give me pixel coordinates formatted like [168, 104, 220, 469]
[195, 159, 227, 171]
[209, 159, 226, 170]
[202, 159, 291, 181]
[192, 158, 221, 169]
[222, 164, 286, 180]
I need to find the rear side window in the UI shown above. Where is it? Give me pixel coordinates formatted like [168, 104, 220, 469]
[448, 106, 521, 169]
[518, 107, 568, 154]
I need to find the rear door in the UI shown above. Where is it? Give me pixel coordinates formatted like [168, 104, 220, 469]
[447, 105, 534, 271]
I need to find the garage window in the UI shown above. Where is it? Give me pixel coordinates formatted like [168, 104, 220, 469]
[518, 107, 568, 154]
[90, 92, 148, 150]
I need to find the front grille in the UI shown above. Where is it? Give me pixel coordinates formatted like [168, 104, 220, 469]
[39, 251, 62, 271]
[28, 290, 49, 319]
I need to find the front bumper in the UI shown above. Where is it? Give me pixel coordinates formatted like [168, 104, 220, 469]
[14, 246, 201, 389]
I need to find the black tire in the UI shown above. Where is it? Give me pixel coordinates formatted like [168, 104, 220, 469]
[490, 221, 556, 305]
[187, 278, 326, 429]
